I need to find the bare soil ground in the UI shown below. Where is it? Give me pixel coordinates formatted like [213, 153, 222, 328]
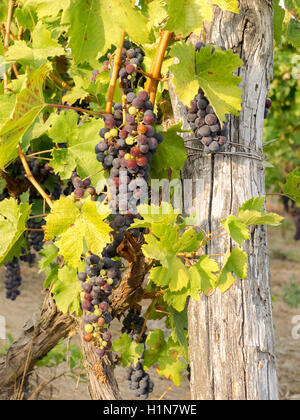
[0, 206, 299, 400]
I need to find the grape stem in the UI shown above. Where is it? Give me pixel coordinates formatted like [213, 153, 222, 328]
[105, 30, 126, 114]
[145, 30, 174, 104]
[17, 146, 54, 209]
[46, 103, 105, 117]
[49, 73, 72, 91]
[26, 150, 54, 158]
[136, 298, 158, 344]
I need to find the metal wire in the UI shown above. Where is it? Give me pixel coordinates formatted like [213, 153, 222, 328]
[183, 138, 263, 161]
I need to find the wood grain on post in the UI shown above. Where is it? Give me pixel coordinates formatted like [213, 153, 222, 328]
[169, 1, 279, 400]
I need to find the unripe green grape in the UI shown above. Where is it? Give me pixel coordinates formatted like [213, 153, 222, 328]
[100, 269, 106, 276]
[125, 153, 132, 160]
[110, 128, 118, 137]
[129, 106, 137, 115]
[107, 278, 114, 285]
[85, 324, 94, 333]
[125, 137, 135, 146]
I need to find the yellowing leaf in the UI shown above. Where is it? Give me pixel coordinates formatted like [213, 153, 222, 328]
[216, 247, 247, 293]
[0, 64, 49, 169]
[170, 43, 243, 124]
[45, 197, 112, 267]
[0, 198, 31, 264]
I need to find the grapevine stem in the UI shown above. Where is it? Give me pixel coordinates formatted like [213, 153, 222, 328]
[50, 73, 72, 91]
[26, 149, 54, 158]
[46, 103, 105, 117]
[145, 31, 173, 104]
[207, 233, 228, 242]
[17, 146, 54, 209]
[28, 214, 48, 219]
[136, 298, 157, 344]
[158, 384, 174, 401]
[3, 0, 15, 91]
[105, 30, 126, 114]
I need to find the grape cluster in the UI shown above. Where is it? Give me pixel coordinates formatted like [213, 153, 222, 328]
[20, 249, 36, 265]
[4, 257, 22, 301]
[122, 309, 154, 400]
[186, 88, 228, 153]
[51, 183, 62, 201]
[80, 254, 121, 358]
[122, 309, 147, 342]
[264, 98, 272, 119]
[71, 173, 96, 201]
[186, 42, 228, 153]
[125, 362, 154, 400]
[27, 219, 45, 252]
[103, 41, 144, 92]
[95, 90, 163, 215]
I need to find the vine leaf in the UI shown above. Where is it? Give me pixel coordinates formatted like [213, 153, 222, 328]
[164, 0, 239, 36]
[38, 243, 59, 271]
[44, 197, 112, 268]
[150, 123, 188, 180]
[0, 64, 50, 169]
[18, 0, 67, 19]
[112, 334, 144, 368]
[281, 169, 300, 204]
[48, 111, 106, 190]
[169, 43, 243, 124]
[6, 22, 65, 68]
[51, 264, 82, 315]
[287, 18, 300, 48]
[0, 94, 16, 130]
[143, 224, 190, 291]
[0, 198, 31, 265]
[221, 215, 250, 246]
[61, 0, 150, 66]
[216, 247, 248, 293]
[168, 307, 188, 353]
[237, 196, 283, 226]
[273, 0, 285, 44]
[144, 330, 187, 386]
[189, 256, 219, 296]
[131, 203, 180, 229]
[221, 197, 283, 245]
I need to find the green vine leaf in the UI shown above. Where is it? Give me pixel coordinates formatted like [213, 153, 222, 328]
[44, 197, 112, 268]
[216, 247, 248, 293]
[51, 264, 82, 315]
[18, 0, 67, 19]
[189, 256, 219, 296]
[61, 0, 150, 66]
[0, 198, 31, 265]
[38, 243, 59, 271]
[131, 203, 180, 229]
[273, 0, 285, 44]
[143, 225, 190, 291]
[6, 21, 65, 68]
[164, 0, 239, 36]
[287, 17, 300, 48]
[169, 43, 243, 124]
[237, 196, 283, 226]
[144, 330, 187, 386]
[281, 169, 300, 204]
[221, 215, 250, 246]
[150, 123, 188, 180]
[48, 111, 106, 190]
[112, 334, 144, 368]
[0, 64, 50, 169]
